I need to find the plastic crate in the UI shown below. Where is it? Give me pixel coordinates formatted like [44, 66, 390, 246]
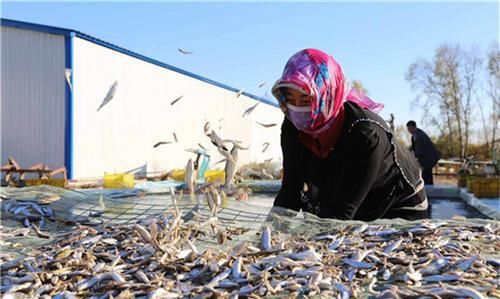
[466, 176, 478, 191]
[204, 170, 225, 184]
[457, 174, 467, 188]
[24, 178, 67, 188]
[470, 177, 499, 198]
[103, 173, 135, 189]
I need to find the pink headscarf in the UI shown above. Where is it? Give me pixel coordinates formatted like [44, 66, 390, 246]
[272, 49, 384, 157]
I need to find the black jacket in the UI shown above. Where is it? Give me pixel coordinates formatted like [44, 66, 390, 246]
[411, 128, 440, 169]
[274, 102, 427, 221]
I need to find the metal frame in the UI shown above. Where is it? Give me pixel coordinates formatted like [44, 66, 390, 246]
[1, 156, 67, 187]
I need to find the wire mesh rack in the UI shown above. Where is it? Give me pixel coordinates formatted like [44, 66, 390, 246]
[63, 193, 273, 250]
[71, 194, 269, 226]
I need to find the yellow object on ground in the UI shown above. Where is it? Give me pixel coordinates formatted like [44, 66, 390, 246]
[470, 177, 499, 198]
[169, 169, 224, 183]
[204, 170, 225, 184]
[169, 169, 186, 181]
[103, 173, 135, 189]
[466, 176, 477, 191]
[24, 178, 67, 188]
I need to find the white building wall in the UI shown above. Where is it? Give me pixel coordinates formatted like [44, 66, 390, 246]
[249, 104, 283, 164]
[0, 27, 66, 173]
[72, 37, 282, 179]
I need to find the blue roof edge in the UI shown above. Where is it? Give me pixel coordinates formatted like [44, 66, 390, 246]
[1, 18, 279, 108]
[1, 18, 73, 36]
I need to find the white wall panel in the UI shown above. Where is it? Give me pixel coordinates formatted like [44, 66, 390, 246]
[1, 27, 65, 174]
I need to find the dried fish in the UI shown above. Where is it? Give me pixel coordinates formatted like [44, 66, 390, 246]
[224, 145, 238, 188]
[342, 258, 373, 269]
[0, 202, 496, 299]
[256, 121, 277, 128]
[96, 81, 118, 112]
[207, 268, 232, 288]
[261, 226, 272, 251]
[353, 223, 369, 234]
[185, 158, 195, 196]
[203, 121, 211, 135]
[328, 235, 345, 251]
[178, 48, 193, 55]
[232, 257, 243, 279]
[261, 142, 270, 153]
[153, 141, 172, 148]
[383, 238, 403, 255]
[289, 248, 322, 262]
[455, 255, 479, 272]
[76, 277, 98, 291]
[423, 274, 461, 282]
[242, 102, 259, 118]
[403, 263, 422, 284]
[148, 288, 179, 298]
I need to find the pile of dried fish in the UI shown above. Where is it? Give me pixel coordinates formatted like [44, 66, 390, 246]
[2, 199, 55, 228]
[1, 208, 499, 298]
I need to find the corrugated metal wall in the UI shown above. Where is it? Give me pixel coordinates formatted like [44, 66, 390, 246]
[1, 26, 66, 174]
[72, 37, 282, 179]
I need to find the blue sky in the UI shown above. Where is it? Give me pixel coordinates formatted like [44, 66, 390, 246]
[2, 1, 498, 129]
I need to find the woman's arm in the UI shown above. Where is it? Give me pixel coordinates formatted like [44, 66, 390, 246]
[319, 124, 384, 220]
[273, 118, 304, 212]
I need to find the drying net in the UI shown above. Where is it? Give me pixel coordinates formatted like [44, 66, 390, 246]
[1, 185, 499, 298]
[1, 185, 498, 253]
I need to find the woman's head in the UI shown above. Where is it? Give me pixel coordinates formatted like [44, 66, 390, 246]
[272, 49, 349, 134]
[282, 87, 310, 107]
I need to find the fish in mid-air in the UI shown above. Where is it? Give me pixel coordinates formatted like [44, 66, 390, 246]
[96, 81, 118, 112]
[178, 48, 193, 55]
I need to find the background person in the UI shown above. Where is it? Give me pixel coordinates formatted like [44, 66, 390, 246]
[406, 120, 440, 185]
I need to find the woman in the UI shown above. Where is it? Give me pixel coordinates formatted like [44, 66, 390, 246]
[272, 49, 428, 221]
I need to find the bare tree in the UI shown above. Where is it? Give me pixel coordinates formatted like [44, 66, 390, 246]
[461, 45, 482, 157]
[394, 124, 411, 148]
[407, 59, 456, 155]
[486, 42, 500, 153]
[405, 43, 482, 158]
[475, 42, 500, 155]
